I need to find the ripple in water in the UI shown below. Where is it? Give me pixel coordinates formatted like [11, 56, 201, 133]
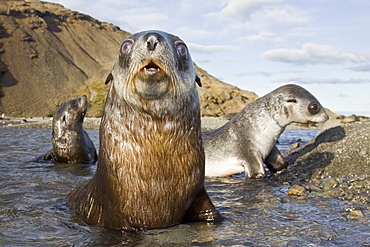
[0, 128, 368, 246]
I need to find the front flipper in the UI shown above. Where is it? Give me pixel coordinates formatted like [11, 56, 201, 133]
[183, 187, 221, 223]
[42, 151, 55, 161]
[264, 145, 288, 172]
[242, 149, 266, 179]
[33, 150, 55, 163]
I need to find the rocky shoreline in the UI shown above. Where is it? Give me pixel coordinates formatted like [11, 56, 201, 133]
[0, 115, 351, 130]
[274, 121, 370, 219]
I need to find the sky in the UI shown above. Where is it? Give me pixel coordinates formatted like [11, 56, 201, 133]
[48, 0, 370, 116]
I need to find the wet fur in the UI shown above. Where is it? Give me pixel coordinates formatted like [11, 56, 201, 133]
[203, 84, 328, 178]
[67, 30, 219, 230]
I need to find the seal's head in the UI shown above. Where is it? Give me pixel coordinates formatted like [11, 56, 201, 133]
[48, 95, 97, 164]
[269, 84, 328, 126]
[53, 95, 88, 137]
[106, 30, 201, 115]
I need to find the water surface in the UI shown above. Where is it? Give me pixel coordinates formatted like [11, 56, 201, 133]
[0, 128, 368, 246]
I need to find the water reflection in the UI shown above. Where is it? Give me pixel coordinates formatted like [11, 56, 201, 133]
[0, 128, 368, 246]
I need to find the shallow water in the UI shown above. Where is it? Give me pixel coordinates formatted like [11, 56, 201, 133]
[0, 128, 369, 246]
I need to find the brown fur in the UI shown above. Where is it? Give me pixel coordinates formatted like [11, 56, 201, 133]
[67, 30, 220, 230]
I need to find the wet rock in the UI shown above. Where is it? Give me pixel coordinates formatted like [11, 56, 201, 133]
[352, 180, 368, 189]
[287, 185, 307, 196]
[317, 188, 341, 198]
[276, 122, 370, 211]
[347, 210, 365, 220]
[308, 184, 322, 193]
[321, 178, 339, 191]
[290, 141, 300, 150]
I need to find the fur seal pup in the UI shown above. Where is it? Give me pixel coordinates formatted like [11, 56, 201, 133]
[67, 30, 220, 230]
[203, 84, 329, 178]
[42, 95, 97, 164]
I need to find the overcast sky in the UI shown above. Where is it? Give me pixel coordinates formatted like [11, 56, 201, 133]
[48, 0, 370, 116]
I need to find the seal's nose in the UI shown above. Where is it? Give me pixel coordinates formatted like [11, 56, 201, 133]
[147, 34, 160, 51]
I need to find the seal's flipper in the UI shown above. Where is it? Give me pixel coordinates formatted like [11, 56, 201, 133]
[242, 150, 266, 179]
[195, 75, 202, 87]
[105, 73, 113, 85]
[35, 150, 55, 162]
[183, 187, 221, 222]
[264, 145, 288, 172]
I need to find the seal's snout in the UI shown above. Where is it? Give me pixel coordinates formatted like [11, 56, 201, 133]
[146, 34, 160, 52]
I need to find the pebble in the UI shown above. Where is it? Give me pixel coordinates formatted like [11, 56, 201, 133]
[290, 142, 300, 150]
[321, 178, 339, 191]
[308, 184, 322, 192]
[287, 185, 307, 196]
[347, 210, 365, 220]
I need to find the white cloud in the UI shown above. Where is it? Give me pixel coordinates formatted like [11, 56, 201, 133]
[347, 64, 370, 72]
[193, 58, 211, 64]
[246, 32, 275, 42]
[249, 5, 309, 28]
[236, 71, 275, 77]
[187, 43, 239, 53]
[263, 43, 370, 65]
[216, 0, 283, 20]
[205, 0, 309, 34]
[174, 27, 212, 41]
[235, 70, 302, 77]
[116, 8, 170, 31]
[273, 77, 370, 84]
[244, 31, 289, 43]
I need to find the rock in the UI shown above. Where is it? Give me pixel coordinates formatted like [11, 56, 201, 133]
[347, 210, 365, 220]
[280, 121, 370, 209]
[287, 185, 307, 196]
[340, 114, 357, 123]
[290, 142, 300, 150]
[321, 178, 339, 191]
[308, 184, 322, 193]
[357, 115, 369, 121]
[318, 188, 341, 198]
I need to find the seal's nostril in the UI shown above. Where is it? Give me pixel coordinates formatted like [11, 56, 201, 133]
[147, 35, 159, 51]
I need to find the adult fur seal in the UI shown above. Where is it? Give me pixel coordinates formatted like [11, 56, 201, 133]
[67, 30, 219, 230]
[42, 95, 97, 164]
[203, 84, 328, 178]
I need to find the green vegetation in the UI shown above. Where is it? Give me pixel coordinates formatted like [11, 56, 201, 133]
[75, 80, 110, 117]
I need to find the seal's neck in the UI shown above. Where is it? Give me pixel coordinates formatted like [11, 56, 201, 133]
[97, 85, 203, 175]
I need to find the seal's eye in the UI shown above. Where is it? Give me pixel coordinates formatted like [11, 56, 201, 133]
[176, 43, 188, 59]
[121, 40, 133, 56]
[308, 102, 320, 115]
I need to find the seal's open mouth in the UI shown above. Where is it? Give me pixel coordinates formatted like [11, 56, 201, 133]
[141, 61, 163, 76]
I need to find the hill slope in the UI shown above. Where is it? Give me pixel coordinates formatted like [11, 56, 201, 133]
[0, 0, 257, 117]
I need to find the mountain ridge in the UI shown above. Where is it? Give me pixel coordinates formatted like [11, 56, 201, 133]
[0, 0, 258, 117]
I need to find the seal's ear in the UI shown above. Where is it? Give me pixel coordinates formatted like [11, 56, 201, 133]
[195, 75, 202, 87]
[105, 73, 113, 85]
